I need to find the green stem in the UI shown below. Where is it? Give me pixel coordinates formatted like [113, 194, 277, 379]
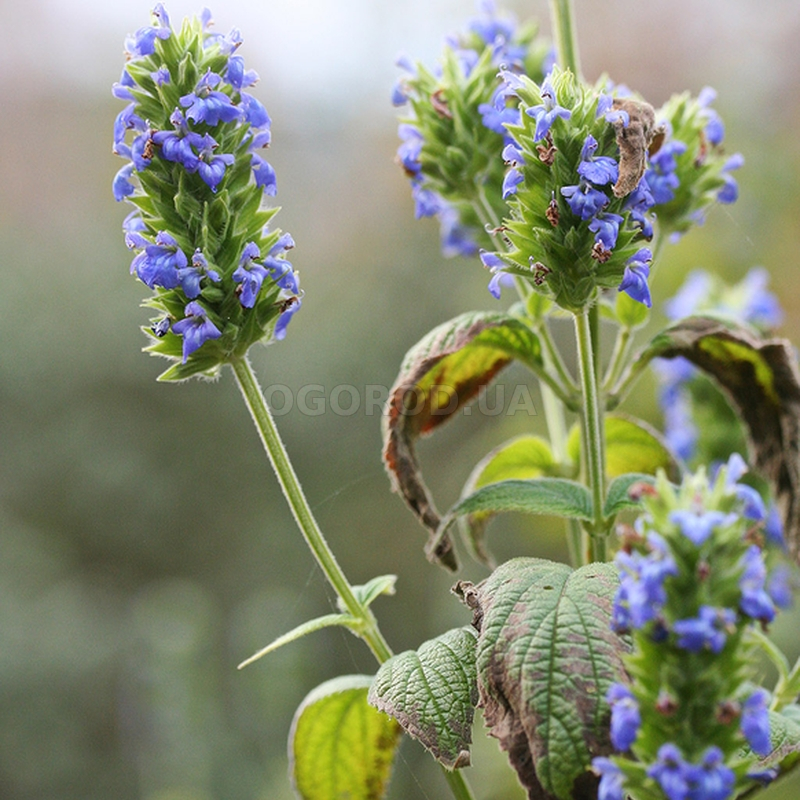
[603, 324, 634, 394]
[549, 0, 582, 77]
[574, 310, 607, 562]
[538, 319, 578, 396]
[231, 357, 477, 800]
[231, 356, 392, 663]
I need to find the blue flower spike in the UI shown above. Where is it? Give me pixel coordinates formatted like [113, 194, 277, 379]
[604, 463, 790, 800]
[113, 6, 301, 380]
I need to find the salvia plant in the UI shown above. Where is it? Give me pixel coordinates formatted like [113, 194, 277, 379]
[112, 2, 800, 799]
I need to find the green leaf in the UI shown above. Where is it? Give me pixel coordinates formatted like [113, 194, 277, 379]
[440, 477, 593, 552]
[340, 575, 398, 611]
[628, 316, 800, 563]
[458, 435, 557, 567]
[753, 709, 800, 774]
[383, 310, 542, 570]
[615, 288, 651, 329]
[290, 675, 402, 800]
[368, 627, 478, 769]
[473, 558, 629, 800]
[603, 473, 656, 518]
[566, 414, 679, 480]
[237, 613, 358, 670]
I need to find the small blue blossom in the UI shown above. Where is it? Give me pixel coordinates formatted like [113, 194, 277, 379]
[241, 92, 270, 129]
[502, 167, 524, 199]
[252, 154, 278, 195]
[686, 746, 735, 800]
[480, 250, 507, 299]
[171, 301, 222, 363]
[739, 267, 783, 328]
[592, 757, 624, 800]
[233, 242, 269, 308]
[618, 248, 653, 308]
[180, 69, 243, 126]
[665, 271, 712, 320]
[195, 133, 235, 192]
[623, 179, 656, 239]
[698, 87, 725, 146]
[717, 153, 744, 204]
[525, 73, 571, 141]
[739, 545, 776, 622]
[152, 110, 203, 171]
[670, 508, 734, 546]
[129, 231, 187, 290]
[124, 3, 171, 59]
[767, 564, 793, 609]
[152, 66, 171, 86]
[673, 605, 735, 654]
[113, 163, 136, 202]
[274, 296, 302, 341]
[396, 124, 423, 178]
[177, 249, 221, 299]
[264, 256, 299, 294]
[577, 135, 619, 186]
[439, 206, 479, 258]
[607, 683, 640, 751]
[412, 184, 444, 219]
[764, 503, 786, 548]
[646, 140, 687, 205]
[112, 69, 136, 102]
[647, 744, 693, 800]
[561, 182, 609, 220]
[588, 213, 624, 251]
[224, 54, 259, 91]
[741, 689, 771, 756]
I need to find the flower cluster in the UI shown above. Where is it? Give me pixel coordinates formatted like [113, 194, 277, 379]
[113, 6, 301, 380]
[392, 0, 552, 259]
[653, 268, 783, 463]
[479, 67, 740, 311]
[595, 457, 792, 800]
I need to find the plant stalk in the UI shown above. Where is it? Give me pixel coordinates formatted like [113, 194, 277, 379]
[574, 310, 608, 562]
[231, 356, 477, 800]
[549, 0, 582, 78]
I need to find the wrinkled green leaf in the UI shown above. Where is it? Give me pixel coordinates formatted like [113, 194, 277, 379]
[753, 709, 800, 776]
[438, 478, 593, 560]
[567, 415, 679, 480]
[458, 435, 557, 567]
[626, 316, 800, 563]
[474, 558, 629, 800]
[368, 627, 478, 769]
[383, 311, 542, 570]
[290, 675, 402, 800]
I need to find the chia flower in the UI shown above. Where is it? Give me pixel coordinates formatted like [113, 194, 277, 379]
[561, 182, 610, 220]
[717, 153, 744, 204]
[113, 7, 301, 378]
[672, 605, 735, 654]
[171, 301, 222, 363]
[647, 744, 693, 800]
[686, 746, 735, 800]
[592, 757, 624, 800]
[576, 134, 619, 186]
[525, 72, 571, 141]
[670, 509, 734, 547]
[607, 683, 640, 751]
[618, 248, 652, 307]
[738, 545, 776, 623]
[698, 87, 725, 146]
[588, 212, 624, 251]
[741, 690, 771, 756]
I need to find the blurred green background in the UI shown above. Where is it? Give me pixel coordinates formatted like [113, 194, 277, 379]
[2, 1, 800, 798]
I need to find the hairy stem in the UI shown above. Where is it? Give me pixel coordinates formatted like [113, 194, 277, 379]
[574, 310, 608, 562]
[549, 0, 582, 78]
[231, 356, 477, 800]
[231, 356, 391, 661]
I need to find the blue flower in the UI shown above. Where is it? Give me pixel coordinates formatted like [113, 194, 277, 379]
[412, 184, 444, 219]
[152, 110, 203, 171]
[502, 167, 524, 199]
[224, 55, 259, 91]
[607, 683, 640, 751]
[252, 154, 278, 195]
[129, 231, 187, 290]
[623, 179, 656, 239]
[672, 605, 735, 654]
[698, 87, 725, 146]
[177, 249, 221, 299]
[194, 133, 235, 192]
[686, 746, 735, 800]
[577, 135, 619, 186]
[439, 206, 478, 258]
[233, 242, 269, 308]
[180, 70, 243, 126]
[397, 123, 423, 178]
[767, 564, 793, 609]
[525, 73, 571, 141]
[664, 271, 712, 319]
[764, 503, 786, 548]
[561, 183, 609, 220]
[113, 163, 136, 202]
[739, 545, 775, 622]
[274, 296, 302, 341]
[739, 267, 783, 328]
[480, 250, 507, 299]
[647, 744, 693, 800]
[124, 3, 171, 59]
[618, 248, 653, 308]
[588, 213, 624, 251]
[717, 154, 744, 204]
[741, 689, 771, 756]
[592, 757, 625, 800]
[670, 508, 733, 546]
[171, 301, 222, 363]
[646, 141, 687, 205]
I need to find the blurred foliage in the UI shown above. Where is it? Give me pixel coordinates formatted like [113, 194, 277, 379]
[1, 2, 800, 799]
